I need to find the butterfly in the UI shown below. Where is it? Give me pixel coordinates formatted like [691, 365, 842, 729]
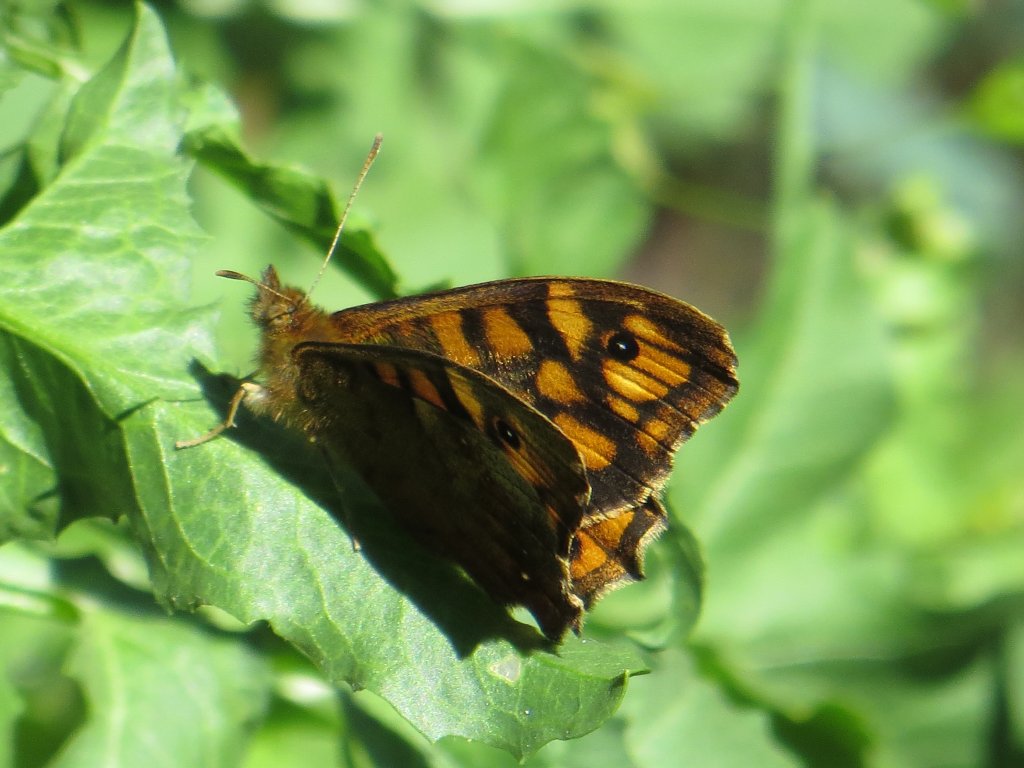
[179, 136, 738, 641]
[182, 268, 738, 641]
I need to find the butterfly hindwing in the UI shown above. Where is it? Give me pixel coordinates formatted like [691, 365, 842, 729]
[569, 498, 669, 608]
[291, 340, 590, 640]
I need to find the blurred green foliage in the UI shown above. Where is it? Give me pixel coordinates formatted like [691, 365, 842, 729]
[1, 1, 1022, 766]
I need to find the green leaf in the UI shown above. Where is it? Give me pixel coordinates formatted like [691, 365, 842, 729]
[607, 0, 944, 144]
[243, 699, 346, 768]
[241, 9, 651, 288]
[531, 715, 638, 768]
[1007, 620, 1024, 755]
[51, 607, 269, 768]
[680, 4, 893, 555]
[129, 399, 644, 758]
[184, 123, 400, 300]
[0, 683, 18, 768]
[621, 649, 800, 768]
[0, 5, 212, 417]
[655, 13, 902, 762]
[1, 541, 268, 768]
[0, 336, 56, 541]
[0, 336, 136, 536]
[0, 546, 81, 768]
[473, 38, 649, 277]
[0, 628, 27, 768]
[755, 647, 996, 768]
[0, 2, 207, 537]
[678, 199, 895, 555]
[970, 59, 1024, 143]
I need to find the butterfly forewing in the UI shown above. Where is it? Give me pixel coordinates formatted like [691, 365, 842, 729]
[291, 341, 590, 640]
[328, 278, 738, 519]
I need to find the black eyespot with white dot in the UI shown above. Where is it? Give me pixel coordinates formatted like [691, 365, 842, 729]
[492, 417, 521, 450]
[606, 331, 640, 361]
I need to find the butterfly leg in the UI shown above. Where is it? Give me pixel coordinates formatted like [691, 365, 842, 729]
[175, 384, 253, 449]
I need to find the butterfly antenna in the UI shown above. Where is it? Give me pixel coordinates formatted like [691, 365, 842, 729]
[215, 270, 292, 303]
[307, 133, 383, 300]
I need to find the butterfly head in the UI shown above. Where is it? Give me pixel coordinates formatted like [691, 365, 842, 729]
[251, 267, 314, 332]
[214, 266, 317, 337]
[215, 266, 333, 399]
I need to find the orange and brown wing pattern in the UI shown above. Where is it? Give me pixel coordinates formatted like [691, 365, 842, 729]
[291, 340, 590, 640]
[569, 498, 669, 608]
[327, 277, 736, 608]
[328, 277, 738, 518]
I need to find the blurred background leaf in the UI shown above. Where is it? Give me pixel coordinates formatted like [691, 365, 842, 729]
[1, 0, 1022, 766]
